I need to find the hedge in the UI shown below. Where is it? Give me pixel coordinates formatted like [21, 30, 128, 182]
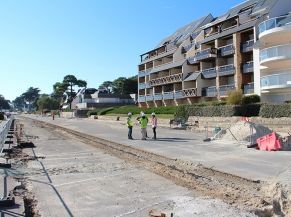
[242, 94, 261, 104]
[259, 104, 291, 118]
[174, 104, 261, 119]
[105, 105, 177, 115]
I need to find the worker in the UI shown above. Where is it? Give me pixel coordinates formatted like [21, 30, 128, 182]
[139, 112, 148, 140]
[151, 112, 157, 140]
[127, 112, 134, 140]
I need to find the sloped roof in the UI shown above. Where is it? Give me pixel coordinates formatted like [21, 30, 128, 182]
[202, 0, 279, 29]
[156, 14, 212, 48]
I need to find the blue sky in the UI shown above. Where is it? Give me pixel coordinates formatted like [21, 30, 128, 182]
[0, 0, 243, 101]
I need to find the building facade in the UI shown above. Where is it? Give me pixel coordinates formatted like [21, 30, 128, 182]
[138, 0, 291, 107]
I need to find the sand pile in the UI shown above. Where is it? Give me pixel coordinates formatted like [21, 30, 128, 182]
[220, 121, 272, 144]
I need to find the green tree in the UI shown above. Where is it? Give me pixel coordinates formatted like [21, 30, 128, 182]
[111, 76, 137, 95]
[37, 95, 60, 112]
[21, 87, 40, 110]
[0, 95, 10, 110]
[13, 96, 25, 110]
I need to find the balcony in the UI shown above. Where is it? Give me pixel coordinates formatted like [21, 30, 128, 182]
[138, 70, 146, 77]
[154, 93, 163, 101]
[174, 90, 184, 99]
[149, 73, 182, 86]
[201, 67, 216, 79]
[163, 92, 174, 100]
[139, 96, 146, 103]
[219, 84, 235, 96]
[242, 61, 254, 73]
[243, 82, 254, 94]
[182, 43, 196, 53]
[146, 94, 154, 101]
[138, 83, 146, 89]
[202, 86, 217, 97]
[183, 88, 198, 97]
[218, 64, 235, 77]
[260, 44, 291, 69]
[241, 39, 254, 53]
[141, 47, 177, 63]
[218, 44, 235, 56]
[188, 48, 217, 64]
[258, 15, 291, 44]
[261, 72, 291, 90]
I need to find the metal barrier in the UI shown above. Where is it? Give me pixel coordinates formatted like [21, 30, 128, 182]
[0, 118, 13, 151]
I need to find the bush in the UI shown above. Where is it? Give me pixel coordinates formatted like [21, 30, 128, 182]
[259, 104, 291, 118]
[99, 107, 114, 115]
[105, 105, 177, 115]
[242, 94, 260, 104]
[87, 109, 101, 117]
[226, 90, 243, 105]
[174, 104, 261, 119]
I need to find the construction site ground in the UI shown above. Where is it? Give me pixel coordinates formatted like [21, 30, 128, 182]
[1, 115, 290, 216]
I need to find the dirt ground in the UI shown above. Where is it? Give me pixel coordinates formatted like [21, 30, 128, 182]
[6, 117, 289, 216]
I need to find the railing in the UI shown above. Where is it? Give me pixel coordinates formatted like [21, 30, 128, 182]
[182, 43, 196, 53]
[138, 96, 146, 102]
[146, 94, 154, 101]
[149, 73, 182, 86]
[218, 64, 235, 77]
[201, 67, 216, 79]
[163, 92, 174, 100]
[241, 39, 254, 53]
[0, 119, 13, 150]
[194, 48, 217, 61]
[138, 83, 146, 89]
[244, 82, 254, 94]
[219, 84, 235, 96]
[154, 93, 163, 100]
[260, 44, 291, 62]
[261, 72, 291, 89]
[242, 61, 254, 73]
[218, 44, 235, 56]
[174, 90, 184, 99]
[202, 86, 217, 97]
[141, 47, 176, 62]
[183, 88, 198, 97]
[258, 15, 291, 35]
[138, 70, 146, 77]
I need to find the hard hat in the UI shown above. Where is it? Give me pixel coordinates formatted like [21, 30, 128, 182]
[151, 112, 155, 116]
[128, 112, 132, 116]
[141, 112, 145, 117]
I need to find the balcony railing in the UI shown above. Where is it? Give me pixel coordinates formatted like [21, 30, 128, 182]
[202, 86, 217, 97]
[242, 61, 254, 73]
[174, 90, 184, 99]
[261, 72, 291, 89]
[260, 44, 291, 62]
[154, 93, 163, 101]
[188, 48, 217, 64]
[138, 70, 146, 77]
[218, 64, 235, 77]
[149, 73, 182, 86]
[141, 47, 176, 62]
[201, 67, 217, 79]
[219, 84, 235, 96]
[241, 39, 254, 53]
[163, 91, 174, 100]
[244, 82, 254, 94]
[182, 43, 196, 53]
[183, 88, 198, 97]
[146, 94, 154, 101]
[138, 83, 146, 89]
[258, 15, 291, 35]
[139, 96, 146, 102]
[218, 44, 235, 56]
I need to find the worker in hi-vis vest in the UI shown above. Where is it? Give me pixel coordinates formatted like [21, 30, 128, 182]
[127, 112, 134, 140]
[139, 112, 148, 140]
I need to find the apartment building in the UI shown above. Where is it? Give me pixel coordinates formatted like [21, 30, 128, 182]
[138, 0, 291, 107]
[254, 13, 291, 103]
